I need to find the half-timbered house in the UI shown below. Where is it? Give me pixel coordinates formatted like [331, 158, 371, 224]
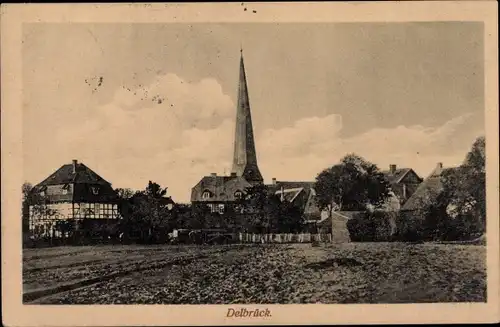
[28, 159, 120, 238]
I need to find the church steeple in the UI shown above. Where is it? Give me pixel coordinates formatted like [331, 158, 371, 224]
[231, 50, 263, 184]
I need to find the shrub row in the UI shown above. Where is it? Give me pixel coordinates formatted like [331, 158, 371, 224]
[346, 210, 484, 242]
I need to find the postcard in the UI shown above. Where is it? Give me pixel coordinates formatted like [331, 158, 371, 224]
[1, 2, 498, 326]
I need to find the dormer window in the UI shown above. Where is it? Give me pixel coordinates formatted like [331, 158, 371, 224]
[91, 186, 100, 195]
[234, 191, 243, 200]
[39, 186, 47, 197]
[202, 191, 211, 199]
[62, 184, 70, 195]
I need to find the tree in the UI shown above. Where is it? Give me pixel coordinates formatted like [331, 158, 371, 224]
[439, 136, 486, 237]
[23, 183, 60, 242]
[120, 181, 174, 243]
[115, 188, 135, 200]
[240, 184, 304, 233]
[144, 181, 168, 198]
[22, 182, 33, 242]
[315, 154, 391, 217]
[269, 195, 304, 233]
[240, 184, 274, 232]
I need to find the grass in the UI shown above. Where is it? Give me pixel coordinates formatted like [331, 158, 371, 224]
[23, 242, 486, 304]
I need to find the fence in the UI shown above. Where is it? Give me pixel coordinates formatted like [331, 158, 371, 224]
[238, 233, 332, 244]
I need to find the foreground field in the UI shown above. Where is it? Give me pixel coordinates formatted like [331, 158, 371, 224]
[23, 242, 486, 304]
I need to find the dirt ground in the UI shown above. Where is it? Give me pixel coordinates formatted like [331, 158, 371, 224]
[23, 242, 486, 304]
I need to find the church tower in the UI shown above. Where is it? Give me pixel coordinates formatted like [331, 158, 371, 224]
[231, 50, 264, 184]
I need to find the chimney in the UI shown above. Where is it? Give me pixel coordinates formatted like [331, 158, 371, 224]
[72, 159, 78, 173]
[210, 173, 217, 177]
[230, 172, 237, 177]
[272, 177, 277, 185]
[389, 164, 397, 174]
[433, 162, 443, 176]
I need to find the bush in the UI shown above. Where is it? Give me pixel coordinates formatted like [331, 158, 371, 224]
[347, 211, 396, 242]
[396, 208, 484, 242]
[441, 213, 483, 241]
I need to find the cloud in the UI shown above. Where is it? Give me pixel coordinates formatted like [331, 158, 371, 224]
[257, 112, 482, 183]
[28, 73, 235, 202]
[24, 72, 483, 203]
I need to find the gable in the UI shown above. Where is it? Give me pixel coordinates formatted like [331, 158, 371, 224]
[399, 169, 423, 184]
[37, 163, 111, 187]
[402, 167, 457, 211]
[275, 187, 304, 202]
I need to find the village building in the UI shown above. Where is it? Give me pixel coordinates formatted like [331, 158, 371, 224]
[381, 164, 423, 209]
[28, 159, 121, 238]
[398, 162, 457, 235]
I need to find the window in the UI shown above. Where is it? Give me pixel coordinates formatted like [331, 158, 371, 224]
[91, 187, 100, 195]
[218, 204, 225, 214]
[61, 184, 70, 195]
[234, 191, 243, 200]
[202, 191, 211, 199]
[95, 203, 101, 218]
[39, 186, 47, 197]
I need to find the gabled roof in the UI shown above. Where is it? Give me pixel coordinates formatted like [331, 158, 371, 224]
[266, 180, 315, 193]
[381, 168, 415, 184]
[267, 180, 323, 220]
[401, 165, 458, 211]
[36, 162, 111, 187]
[274, 187, 304, 202]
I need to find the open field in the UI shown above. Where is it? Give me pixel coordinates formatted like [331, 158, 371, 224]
[23, 243, 486, 304]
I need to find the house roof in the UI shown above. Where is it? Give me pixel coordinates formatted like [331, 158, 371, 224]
[191, 175, 252, 202]
[266, 180, 315, 192]
[274, 187, 305, 202]
[401, 165, 458, 211]
[36, 162, 111, 187]
[381, 168, 413, 184]
[29, 161, 119, 203]
[268, 180, 323, 220]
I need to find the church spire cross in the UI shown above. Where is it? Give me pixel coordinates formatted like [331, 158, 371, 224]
[231, 50, 263, 184]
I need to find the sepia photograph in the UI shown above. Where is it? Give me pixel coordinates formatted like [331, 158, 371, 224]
[2, 2, 499, 326]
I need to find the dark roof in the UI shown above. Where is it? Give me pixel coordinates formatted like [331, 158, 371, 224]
[191, 175, 252, 202]
[267, 180, 322, 220]
[275, 187, 305, 202]
[401, 166, 458, 211]
[29, 161, 118, 203]
[381, 168, 413, 184]
[37, 162, 111, 187]
[266, 180, 315, 192]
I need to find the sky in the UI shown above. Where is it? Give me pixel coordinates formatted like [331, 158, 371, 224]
[22, 22, 485, 203]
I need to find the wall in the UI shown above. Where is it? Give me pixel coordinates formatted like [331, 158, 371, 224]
[29, 202, 120, 238]
[331, 212, 353, 243]
[238, 233, 332, 243]
[73, 202, 120, 219]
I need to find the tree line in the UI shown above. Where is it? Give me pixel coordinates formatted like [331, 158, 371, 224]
[22, 135, 486, 245]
